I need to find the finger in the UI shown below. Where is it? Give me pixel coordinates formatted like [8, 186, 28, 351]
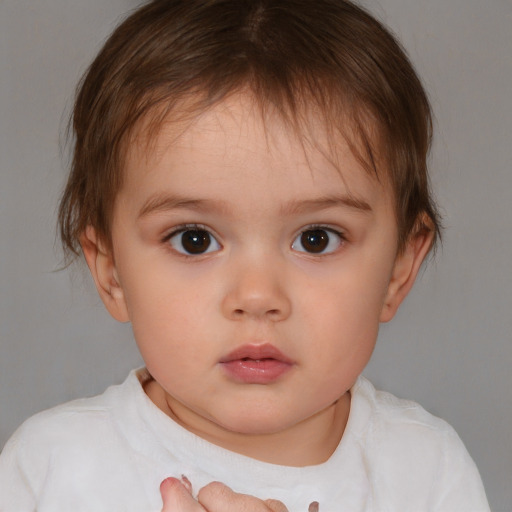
[180, 475, 193, 494]
[264, 498, 290, 512]
[198, 481, 288, 512]
[160, 477, 204, 512]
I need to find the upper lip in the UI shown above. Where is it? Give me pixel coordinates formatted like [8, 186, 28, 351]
[219, 343, 294, 364]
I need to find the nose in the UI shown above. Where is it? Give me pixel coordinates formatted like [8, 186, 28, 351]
[221, 257, 292, 322]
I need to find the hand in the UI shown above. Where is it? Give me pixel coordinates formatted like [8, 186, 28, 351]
[160, 477, 288, 512]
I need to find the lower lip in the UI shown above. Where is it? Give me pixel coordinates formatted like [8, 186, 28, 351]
[220, 359, 293, 384]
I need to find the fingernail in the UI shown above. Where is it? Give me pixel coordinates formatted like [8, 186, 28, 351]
[180, 475, 193, 493]
[308, 502, 319, 512]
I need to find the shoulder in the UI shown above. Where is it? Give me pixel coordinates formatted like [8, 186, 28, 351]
[0, 372, 139, 487]
[352, 376, 458, 440]
[351, 376, 469, 462]
[0, 370, 161, 510]
[348, 377, 490, 510]
[7, 369, 149, 444]
[9, 378, 125, 448]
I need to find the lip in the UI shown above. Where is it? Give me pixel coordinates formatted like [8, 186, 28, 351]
[219, 344, 294, 384]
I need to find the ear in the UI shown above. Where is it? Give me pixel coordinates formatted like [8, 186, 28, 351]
[380, 226, 435, 323]
[80, 226, 130, 323]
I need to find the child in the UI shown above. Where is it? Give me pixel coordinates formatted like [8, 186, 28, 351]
[0, 0, 490, 510]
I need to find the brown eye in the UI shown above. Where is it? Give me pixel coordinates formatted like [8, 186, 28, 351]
[168, 228, 221, 255]
[301, 229, 329, 253]
[181, 230, 211, 253]
[292, 228, 343, 254]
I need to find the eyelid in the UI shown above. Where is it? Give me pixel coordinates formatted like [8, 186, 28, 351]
[162, 223, 211, 240]
[162, 223, 222, 256]
[292, 224, 347, 240]
[291, 224, 346, 255]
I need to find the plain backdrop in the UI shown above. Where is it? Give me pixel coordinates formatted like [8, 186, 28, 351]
[1, 1, 511, 510]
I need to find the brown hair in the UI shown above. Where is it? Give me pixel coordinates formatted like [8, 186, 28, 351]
[59, 0, 441, 258]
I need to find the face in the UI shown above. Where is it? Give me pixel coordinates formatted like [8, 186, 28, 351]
[84, 94, 430, 458]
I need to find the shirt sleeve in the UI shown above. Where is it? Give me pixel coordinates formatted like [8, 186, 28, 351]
[0, 425, 42, 512]
[430, 428, 490, 512]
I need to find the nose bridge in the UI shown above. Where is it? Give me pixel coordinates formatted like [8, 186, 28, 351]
[222, 248, 291, 321]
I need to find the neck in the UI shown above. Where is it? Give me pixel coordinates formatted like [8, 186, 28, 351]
[198, 393, 351, 466]
[145, 378, 351, 466]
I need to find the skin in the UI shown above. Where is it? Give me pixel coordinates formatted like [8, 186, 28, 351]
[160, 478, 289, 511]
[82, 93, 433, 508]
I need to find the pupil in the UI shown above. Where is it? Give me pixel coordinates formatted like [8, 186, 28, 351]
[182, 230, 211, 254]
[301, 229, 328, 253]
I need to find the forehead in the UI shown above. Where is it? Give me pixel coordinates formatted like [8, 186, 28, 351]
[122, 93, 392, 211]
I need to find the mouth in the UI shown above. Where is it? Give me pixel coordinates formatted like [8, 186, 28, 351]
[219, 344, 294, 384]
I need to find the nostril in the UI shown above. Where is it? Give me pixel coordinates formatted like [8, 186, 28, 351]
[231, 308, 282, 318]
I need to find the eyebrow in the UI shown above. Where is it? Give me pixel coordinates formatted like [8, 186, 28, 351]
[281, 195, 373, 215]
[138, 193, 372, 219]
[138, 195, 223, 218]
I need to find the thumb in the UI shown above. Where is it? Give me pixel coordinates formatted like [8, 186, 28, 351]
[160, 477, 204, 512]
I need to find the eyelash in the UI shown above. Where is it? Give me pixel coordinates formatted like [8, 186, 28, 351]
[306, 224, 346, 240]
[162, 224, 222, 257]
[161, 223, 347, 257]
[162, 223, 209, 241]
[291, 225, 347, 255]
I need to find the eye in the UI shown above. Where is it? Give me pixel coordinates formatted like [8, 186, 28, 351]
[291, 228, 344, 254]
[167, 227, 221, 255]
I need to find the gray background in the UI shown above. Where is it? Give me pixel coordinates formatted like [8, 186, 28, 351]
[1, 0, 510, 509]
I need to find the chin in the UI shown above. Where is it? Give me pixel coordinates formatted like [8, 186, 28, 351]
[214, 408, 301, 436]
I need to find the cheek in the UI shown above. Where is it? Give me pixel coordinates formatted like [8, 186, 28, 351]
[301, 257, 391, 330]
[295, 257, 391, 375]
[118, 266, 208, 356]
[119, 249, 208, 318]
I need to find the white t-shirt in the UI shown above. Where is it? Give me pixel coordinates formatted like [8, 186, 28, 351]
[0, 369, 489, 511]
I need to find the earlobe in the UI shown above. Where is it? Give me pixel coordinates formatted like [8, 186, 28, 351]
[380, 227, 434, 323]
[80, 226, 130, 323]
